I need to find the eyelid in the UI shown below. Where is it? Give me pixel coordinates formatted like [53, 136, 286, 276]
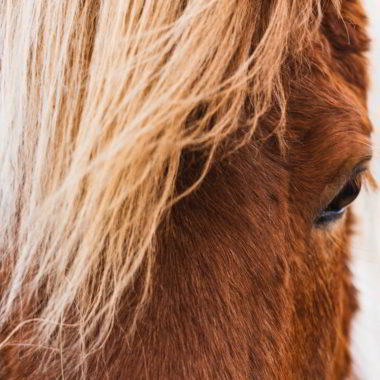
[352, 154, 372, 175]
[352, 161, 370, 177]
[315, 169, 366, 222]
[313, 156, 373, 226]
[335, 169, 365, 199]
[314, 172, 364, 226]
[333, 161, 369, 193]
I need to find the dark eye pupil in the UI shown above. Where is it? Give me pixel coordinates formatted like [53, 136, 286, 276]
[326, 178, 361, 212]
[315, 177, 362, 226]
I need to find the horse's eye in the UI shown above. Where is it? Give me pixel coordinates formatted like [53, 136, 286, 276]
[315, 175, 362, 226]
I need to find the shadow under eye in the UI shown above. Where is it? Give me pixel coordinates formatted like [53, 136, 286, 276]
[315, 208, 346, 226]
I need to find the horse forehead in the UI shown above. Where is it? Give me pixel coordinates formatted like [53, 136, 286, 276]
[287, 4, 372, 179]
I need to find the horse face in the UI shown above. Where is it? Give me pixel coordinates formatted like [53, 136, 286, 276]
[0, 1, 372, 379]
[123, 1, 371, 379]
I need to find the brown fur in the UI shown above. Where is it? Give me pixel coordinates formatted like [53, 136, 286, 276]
[0, 0, 372, 379]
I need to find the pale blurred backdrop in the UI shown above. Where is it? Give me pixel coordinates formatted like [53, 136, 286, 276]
[351, 1, 380, 378]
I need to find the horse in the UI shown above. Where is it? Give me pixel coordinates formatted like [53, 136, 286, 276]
[0, 0, 373, 378]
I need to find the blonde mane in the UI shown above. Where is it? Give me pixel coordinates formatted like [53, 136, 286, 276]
[0, 0, 340, 376]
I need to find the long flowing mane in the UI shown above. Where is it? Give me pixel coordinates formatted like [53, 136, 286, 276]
[0, 0, 357, 377]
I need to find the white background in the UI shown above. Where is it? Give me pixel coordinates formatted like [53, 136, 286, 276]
[352, 1, 380, 378]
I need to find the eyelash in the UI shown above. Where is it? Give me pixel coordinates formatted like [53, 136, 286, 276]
[315, 174, 363, 226]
